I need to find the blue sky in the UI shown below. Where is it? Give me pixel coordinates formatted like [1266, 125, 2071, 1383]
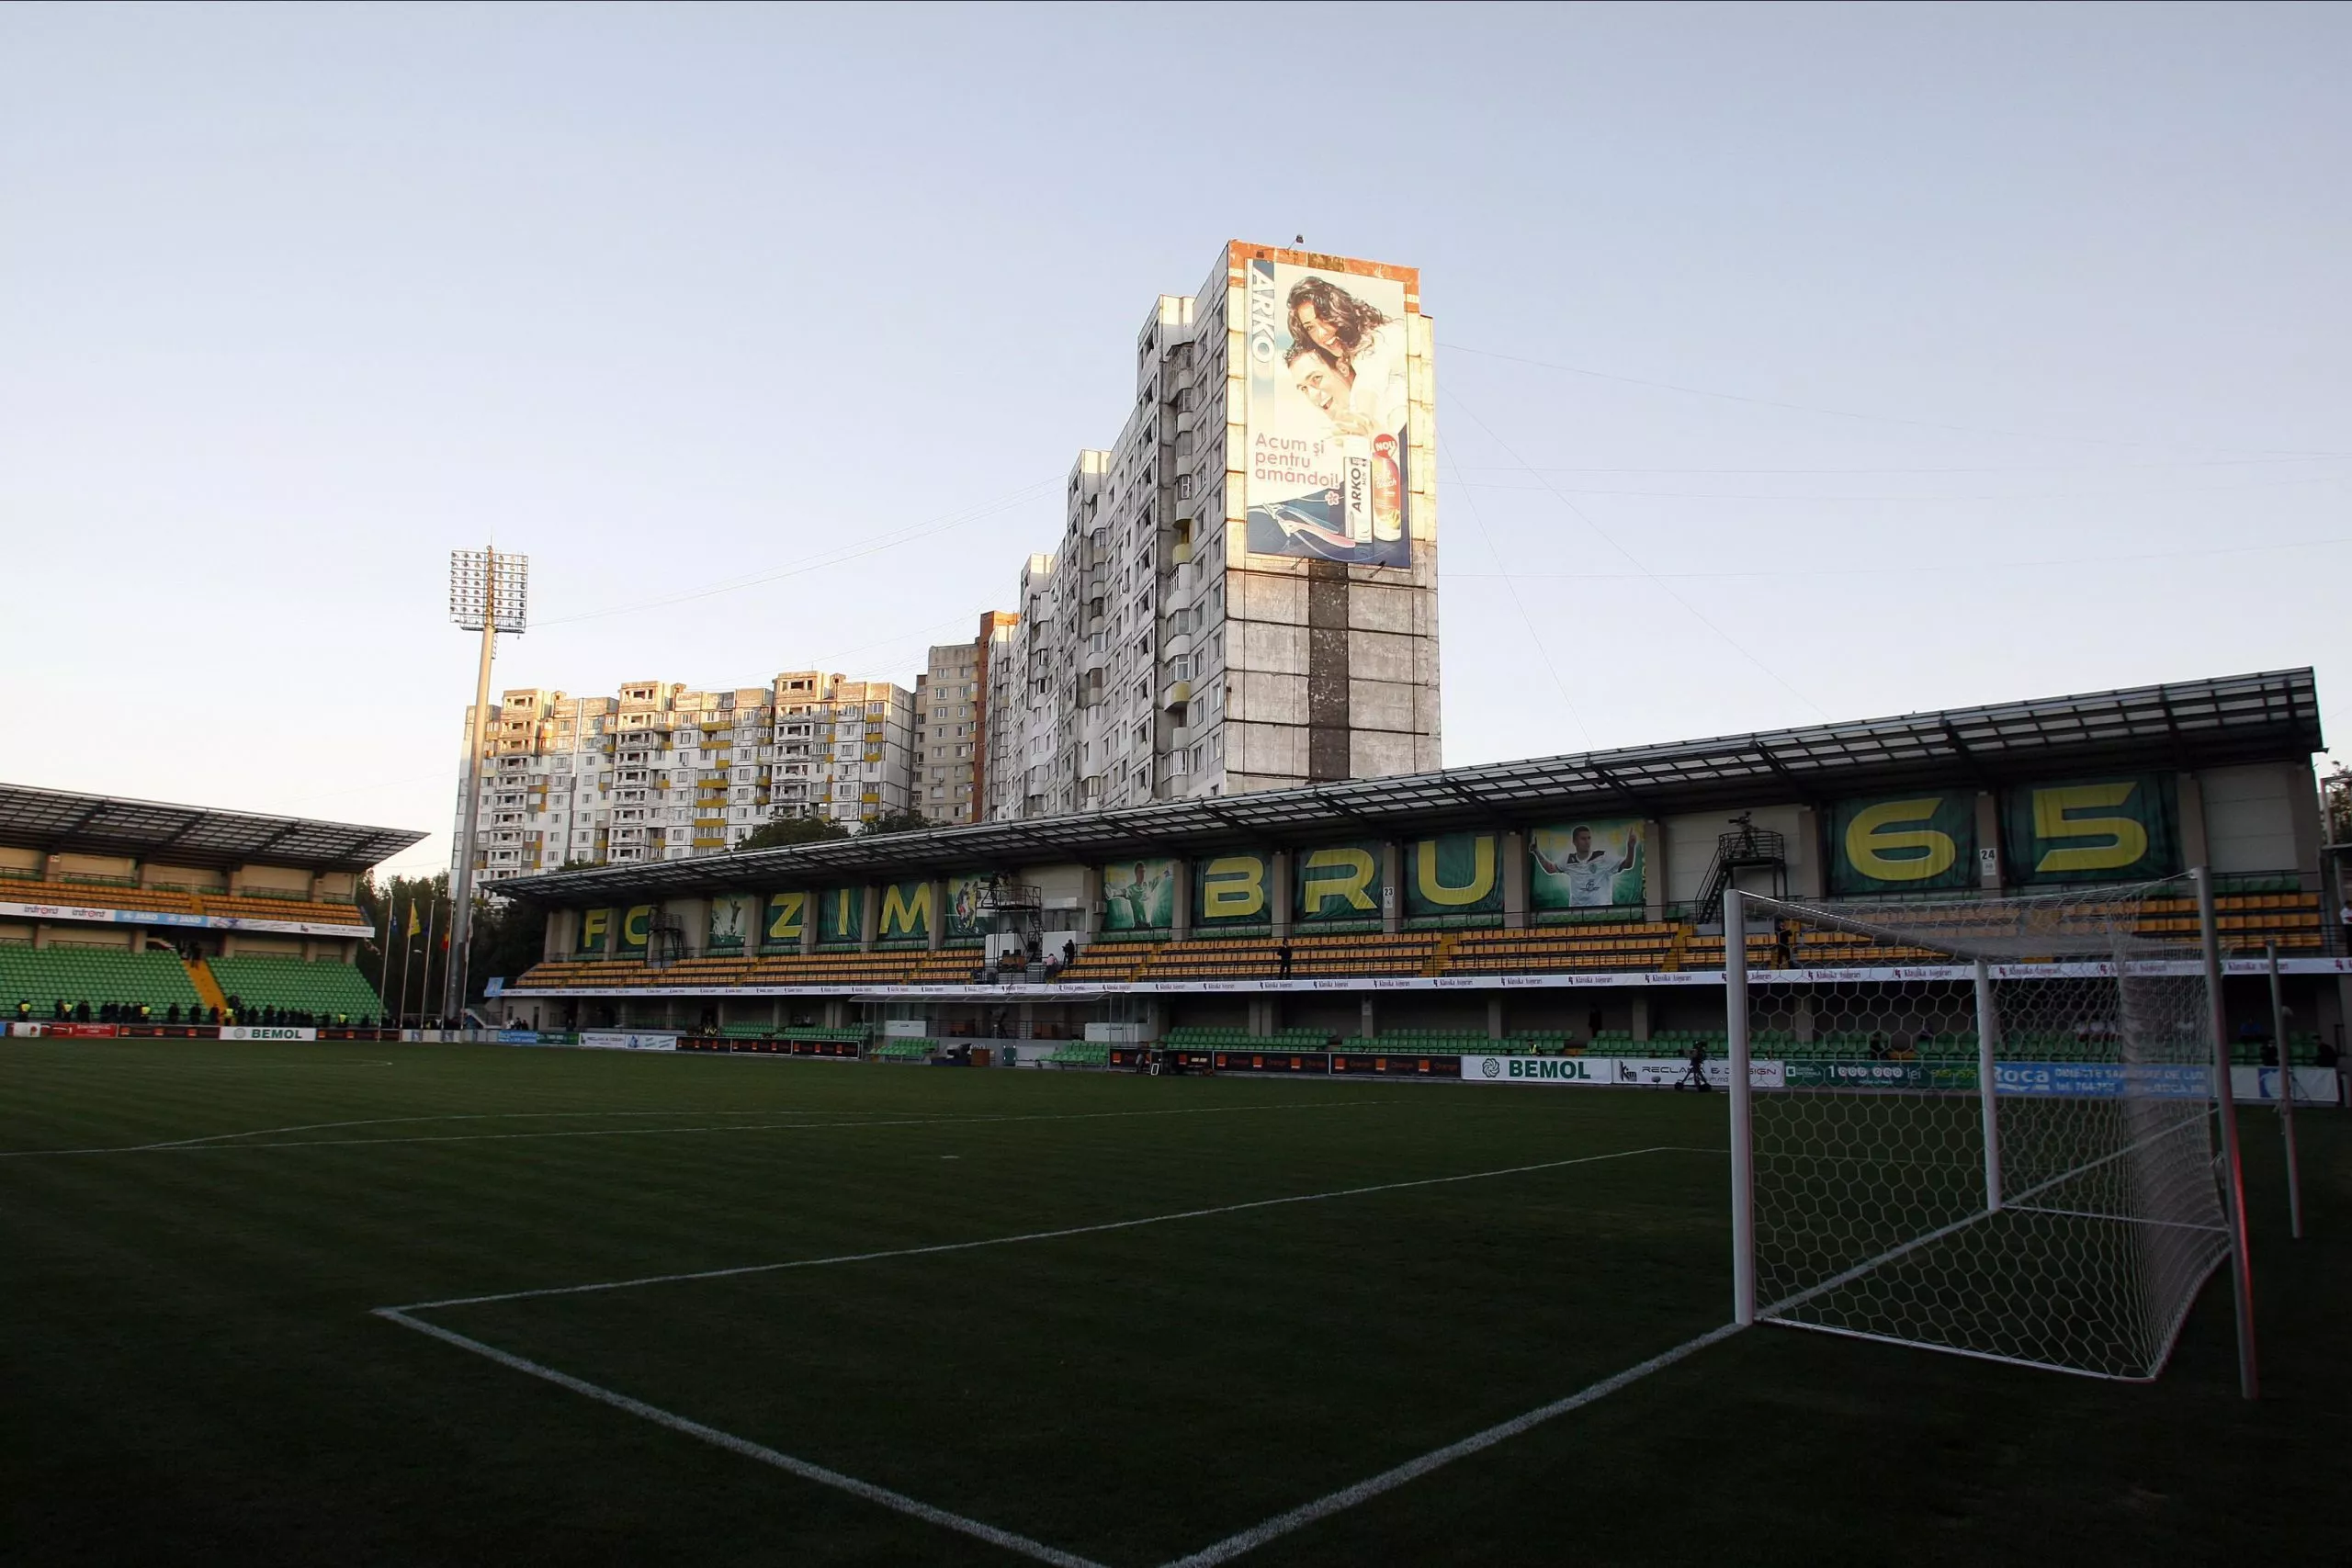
[3, 3, 2346, 879]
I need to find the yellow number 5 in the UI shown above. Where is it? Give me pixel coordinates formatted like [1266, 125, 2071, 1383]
[2032, 784, 2147, 873]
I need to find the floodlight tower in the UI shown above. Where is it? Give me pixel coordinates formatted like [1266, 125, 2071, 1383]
[445, 547, 527, 1024]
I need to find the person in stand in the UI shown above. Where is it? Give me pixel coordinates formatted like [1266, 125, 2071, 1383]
[1277, 942, 1294, 979]
[1868, 1032, 1889, 1061]
[1062, 938, 1077, 967]
[2338, 899, 2351, 953]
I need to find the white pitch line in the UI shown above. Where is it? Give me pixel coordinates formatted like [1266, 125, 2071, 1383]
[395, 1145, 1708, 1312]
[1159, 1320, 1746, 1567]
[0, 1098, 1365, 1161]
[373, 1307, 1109, 1568]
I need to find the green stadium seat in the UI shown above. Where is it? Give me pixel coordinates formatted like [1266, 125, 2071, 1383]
[0, 942, 206, 1016]
[202, 954, 384, 1020]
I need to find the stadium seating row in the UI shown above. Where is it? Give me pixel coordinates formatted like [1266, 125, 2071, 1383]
[0, 876, 368, 930]
[0, 945, 385, 1021]
[505, 892, 2332, 994]
[0, 943, 205, 1013]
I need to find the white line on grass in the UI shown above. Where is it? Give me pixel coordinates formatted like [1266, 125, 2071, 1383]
[1160, 1319, 1747, 1567]
[372, 1307, 1111, 1568]
[395, 1145, 1712, 1311]
[379, 1144, 1736, 1566]
[0, 1099, 1369, 1160]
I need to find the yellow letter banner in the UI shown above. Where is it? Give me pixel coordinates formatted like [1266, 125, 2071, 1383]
[1828, 794, 1974, 895]
[1405, 833, 1502, 919]
[2003, 776, 2177, 886]
[761, 891, 807, 949]
[1295, 841, 1385, 926]
[1193, 852, 1271, 928]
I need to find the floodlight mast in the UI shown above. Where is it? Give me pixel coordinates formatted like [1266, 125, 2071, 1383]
[445, 547, 527, 1025]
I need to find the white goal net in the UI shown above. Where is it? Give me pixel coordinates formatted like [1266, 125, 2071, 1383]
[1728, 880, 2231, 1381]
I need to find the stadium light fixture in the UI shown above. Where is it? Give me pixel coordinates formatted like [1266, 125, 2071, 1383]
[444, 547, 528, 1025]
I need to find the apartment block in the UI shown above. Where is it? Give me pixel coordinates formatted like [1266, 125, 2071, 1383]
[985, 242, 1440, 822]
[455, 672, 915, 884]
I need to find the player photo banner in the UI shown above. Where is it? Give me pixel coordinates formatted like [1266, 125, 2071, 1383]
[1245, 258, 1410, 567]
[1529, 821, 1646, 910]
[1102, 859, 1178, 932]
[944, 875, 989, 941]
[706, 893, 750, 953]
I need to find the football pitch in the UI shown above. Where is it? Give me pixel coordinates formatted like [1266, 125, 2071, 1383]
[5, 1039, 2343, 1566]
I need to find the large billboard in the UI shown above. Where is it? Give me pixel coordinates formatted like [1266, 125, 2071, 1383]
[1244, 257, 1410, 567]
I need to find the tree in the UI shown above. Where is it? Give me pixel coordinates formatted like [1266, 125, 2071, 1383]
[737, 813, 853, 852]
[863, 809, 938, 836]
[466, 895, 547, 1004]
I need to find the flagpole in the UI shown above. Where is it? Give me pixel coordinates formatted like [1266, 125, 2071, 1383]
[419, 897, 440, 1030]
[388, 888, 411, 1029]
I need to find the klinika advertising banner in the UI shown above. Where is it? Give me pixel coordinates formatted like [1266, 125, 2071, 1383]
[1245, 257, 1410, 567]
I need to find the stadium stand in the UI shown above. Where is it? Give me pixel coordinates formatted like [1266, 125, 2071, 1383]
[205, 955, 387, 1020]
[481, 672, 2352, 1078]
[0, 943, 205, 1016]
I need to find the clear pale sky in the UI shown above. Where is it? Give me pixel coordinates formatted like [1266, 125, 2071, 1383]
[3, 3, 2346, 881]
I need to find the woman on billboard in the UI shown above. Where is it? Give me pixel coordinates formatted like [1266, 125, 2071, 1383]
[1286, 276, 1408, 442]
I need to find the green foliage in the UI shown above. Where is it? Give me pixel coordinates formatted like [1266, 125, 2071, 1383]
[861, 808, 938, 836]
[737, 814, 854, 852]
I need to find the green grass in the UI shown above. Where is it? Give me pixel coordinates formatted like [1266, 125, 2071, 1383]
[1, 1037, 2343, 1565]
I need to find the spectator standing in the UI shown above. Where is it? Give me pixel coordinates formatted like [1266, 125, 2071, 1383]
[1277, 942, 1294, 978]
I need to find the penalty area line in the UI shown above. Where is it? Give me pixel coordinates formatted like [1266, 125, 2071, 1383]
[393, 1144, 1708, 1312]
[372, 1307, 1109, 1568]
[1159, 1319, 1746, 1567]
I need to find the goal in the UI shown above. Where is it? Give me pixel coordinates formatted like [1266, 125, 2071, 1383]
[1722, 877, 2245, 1382]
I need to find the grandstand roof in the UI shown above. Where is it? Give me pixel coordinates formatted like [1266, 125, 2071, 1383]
[0, 784, 426, 872]
[497, 667, 2322, 905]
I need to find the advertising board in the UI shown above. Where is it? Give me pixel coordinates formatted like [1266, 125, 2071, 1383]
[577, 1031, 680, 1052]
[1243, 255, 1411, 567]
[1460, 1055, 1784, 1089]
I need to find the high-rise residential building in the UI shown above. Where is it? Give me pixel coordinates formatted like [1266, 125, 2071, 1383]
[985, 242, 1440, 822]
[911, 639, 984, 824]
[454, 672, 915, 884]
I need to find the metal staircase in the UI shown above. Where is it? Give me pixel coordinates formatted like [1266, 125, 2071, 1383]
[1691, 815, 1788, 925]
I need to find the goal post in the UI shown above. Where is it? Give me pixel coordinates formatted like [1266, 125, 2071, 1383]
[1721, 874, 2249, 1387]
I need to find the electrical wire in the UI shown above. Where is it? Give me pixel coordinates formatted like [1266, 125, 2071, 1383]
[533, 477, 1057, 627]
[1438, 442, 1591, 750]
[1449, 389, 1829, 720]
[1442, 342, 2352, 461]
